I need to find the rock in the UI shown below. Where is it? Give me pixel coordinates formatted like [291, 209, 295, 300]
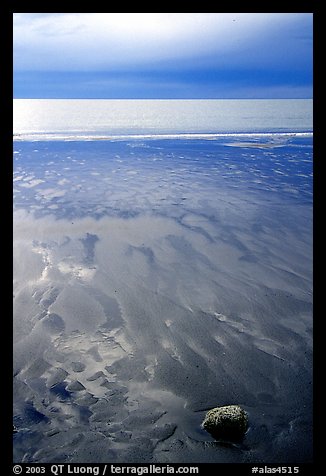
[202, 405, 248, 440]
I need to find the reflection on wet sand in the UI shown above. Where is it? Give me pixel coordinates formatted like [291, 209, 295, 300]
[13, 138, 313, 463]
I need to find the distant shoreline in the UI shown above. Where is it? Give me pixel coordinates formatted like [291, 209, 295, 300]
[13, 131, 313, 142]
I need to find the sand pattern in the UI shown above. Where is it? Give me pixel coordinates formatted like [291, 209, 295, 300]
[13, 137, 313, 463]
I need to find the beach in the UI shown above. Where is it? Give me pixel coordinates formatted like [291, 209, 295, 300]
[13, 133, 313, 463]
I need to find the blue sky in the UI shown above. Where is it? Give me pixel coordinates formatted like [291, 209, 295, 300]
[13, 13, 313, 99]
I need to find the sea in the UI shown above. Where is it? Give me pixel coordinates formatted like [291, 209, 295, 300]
[14, 98, 312, 140]
[13, 99, 313, 464]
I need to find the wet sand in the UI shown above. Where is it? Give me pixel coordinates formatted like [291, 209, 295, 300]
[13, 137, 313, 463]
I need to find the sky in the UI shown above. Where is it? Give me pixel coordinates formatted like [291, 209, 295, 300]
[13, 13, 313, 99]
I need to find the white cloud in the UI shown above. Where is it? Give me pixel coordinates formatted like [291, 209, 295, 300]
[13, 13, 312, 71]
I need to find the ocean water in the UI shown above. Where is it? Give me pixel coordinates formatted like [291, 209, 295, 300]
[13, 100, 313, 464]
[13, 98, 312, 139]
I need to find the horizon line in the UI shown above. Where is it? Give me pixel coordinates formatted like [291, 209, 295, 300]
[13, 97, 313, 100]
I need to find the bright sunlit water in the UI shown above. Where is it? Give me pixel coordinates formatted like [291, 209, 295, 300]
[13, 99, 313, 139]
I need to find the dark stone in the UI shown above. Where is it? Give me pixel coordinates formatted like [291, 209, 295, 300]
[202, 404, 248, 440]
